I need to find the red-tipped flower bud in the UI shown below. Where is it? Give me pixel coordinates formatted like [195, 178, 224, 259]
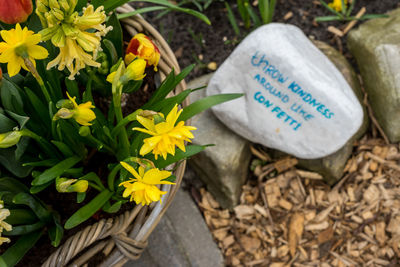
[0, 0, 33, 24]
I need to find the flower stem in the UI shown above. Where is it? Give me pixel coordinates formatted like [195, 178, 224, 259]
[113, 85, 130, 160]
[24, 58, 52, 103]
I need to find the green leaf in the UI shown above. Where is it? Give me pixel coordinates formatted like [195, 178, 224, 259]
[315, 15, 342, 22]
[13, 193, 52, 223]
[5, 209, 38, 225]
[64, 190, 113, 229]
[0, 113, 17, 132]
[0, 231, 42, 267]
[0, 177, 29, 194]
[0, 149, 33, 178]
[77, 192, 86, 203]
[245, 2, 261, 27]
[359, 14, 389, 20]
[144, 64, 195, 109]
[65, 78, 80, 101]
[48, 214, 63, 247]
[4, 221, 45, 236]
[225, 2, 240, 36]
[102, 200, 122, 213]
[31, 156, 81, 186]
[30, 181, 53, 194]
[105, 13, 123, 59]
[117, 6, 167, 20]
[237, 0, 251, 28]
[1, 78, 24, 115]
[179, 93, 243, 121]
[51, 141, 75, 158]
[151, 145, 209, 168]
[103, 39, 119, 66]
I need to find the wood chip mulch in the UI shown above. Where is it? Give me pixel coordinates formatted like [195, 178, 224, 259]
[198, 137, 400, 267]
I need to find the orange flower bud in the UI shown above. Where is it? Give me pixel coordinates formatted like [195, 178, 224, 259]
[0, 0, 33, 24]
[125, 33, 160, 71]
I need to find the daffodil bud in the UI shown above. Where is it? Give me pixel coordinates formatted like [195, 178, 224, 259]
[51, 8, 64, 21]
[49, 0, 60, 10]
[56, 98, 74, 109]
[56, 177, 89, 193]
[120, 58, 146, 83]
[0, 131, 22, 149]
[79, 126, 91, 137]
[53, 108, 74, 120]
[0, 0, 33, 24]
[58, 0, 70, 12]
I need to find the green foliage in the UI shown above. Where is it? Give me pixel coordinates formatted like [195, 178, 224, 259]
[316, 0, 388, 22]
[225, 0, 277, 37]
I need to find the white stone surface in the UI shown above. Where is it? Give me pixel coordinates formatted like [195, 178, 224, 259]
[207, 23, 363, 159]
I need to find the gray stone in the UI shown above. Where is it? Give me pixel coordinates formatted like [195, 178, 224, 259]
[348, 8, 400, 142]
[296, 41, 369, 185]
[124, 189, 223, 267]
[187, 74, 251, 209]
[207, 23, 364, 159]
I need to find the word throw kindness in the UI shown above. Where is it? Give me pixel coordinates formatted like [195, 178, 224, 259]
[207, 23, 363, 159]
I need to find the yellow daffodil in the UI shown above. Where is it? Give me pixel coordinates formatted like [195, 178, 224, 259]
[0, 23, 48, 77]
[0, 200, 12, 246]
[53, 92, 96, 126]
[107, 58, 147, 84]
[36, 2, 112, 79]
[119, 161, 174, 206]
[125, 33, 161, 71]
[133, 105, 196, 160]
[328, 0, 348, 12]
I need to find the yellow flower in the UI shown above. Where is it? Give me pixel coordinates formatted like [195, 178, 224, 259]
[37, 3, 112, 79]
[133, 105, 197, 160]
[47, 37, 101, 80]
[0, 23, 48, 77]
[0, 200, 12, 246]
[107, 58, 147, 84]
[67, 92, 96, 126]
[119, 161, 175, 206]
[54, 92, 96, 126]
[328, 0, 348, 12]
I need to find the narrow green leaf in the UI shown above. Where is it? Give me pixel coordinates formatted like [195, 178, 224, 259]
[0, 231, 42, 267]
[4, 221, 45, 236]
[225, 2, 240, 36]
[179, 93, 243, 121]
[151, 145, 208, 168]
[315, 15, 342, 22]
[31, 156, 81, 186]
[102, 200, 122, 213]
[245, 2, 261, 27]
[117, 6, 167, 20]
[51, 141, 75, 158]
[12, 193, 52, 223]
[105, 13, 123, 58]
[5, 209, 38, 225]
[64, 190, 113, 229]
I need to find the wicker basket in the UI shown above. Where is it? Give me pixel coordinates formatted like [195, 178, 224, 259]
[43, 4, 188, 267]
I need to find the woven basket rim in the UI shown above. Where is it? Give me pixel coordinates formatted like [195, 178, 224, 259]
[42, 4, 188, 267]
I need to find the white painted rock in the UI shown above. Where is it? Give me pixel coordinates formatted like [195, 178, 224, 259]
[207, 23, 363, 159]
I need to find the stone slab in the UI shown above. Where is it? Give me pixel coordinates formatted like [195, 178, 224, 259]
[124, 188, 223, 267]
